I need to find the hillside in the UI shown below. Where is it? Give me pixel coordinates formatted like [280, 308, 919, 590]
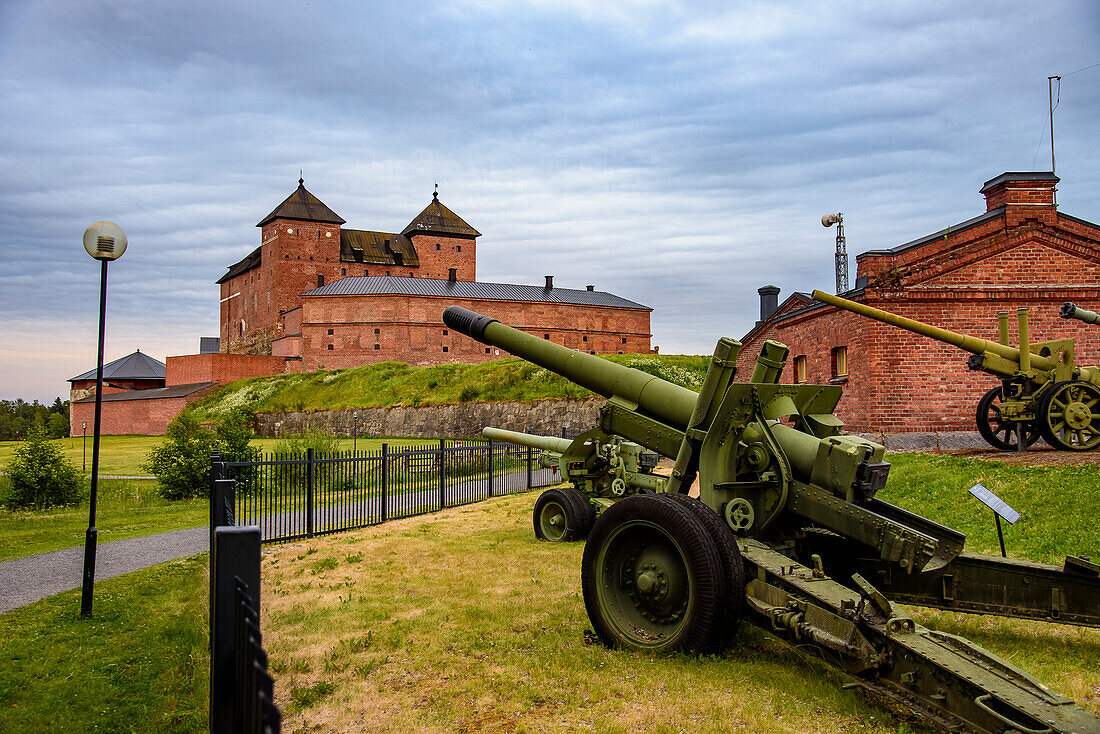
[187, 354, 710, 420]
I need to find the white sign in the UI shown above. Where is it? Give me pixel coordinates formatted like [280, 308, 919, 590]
[968, 483, 1020, 524]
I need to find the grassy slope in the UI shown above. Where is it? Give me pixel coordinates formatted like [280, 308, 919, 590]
[186, 354, 710, 420]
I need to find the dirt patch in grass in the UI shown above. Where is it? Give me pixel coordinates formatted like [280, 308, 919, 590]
[943, 446, 1100, 467]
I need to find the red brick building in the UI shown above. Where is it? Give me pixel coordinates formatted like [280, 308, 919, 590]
[219, 180, 653, 370]
[740, 172, 1100, 434]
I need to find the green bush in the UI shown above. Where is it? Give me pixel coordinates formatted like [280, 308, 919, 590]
[4, 421, 83, 509]
[143, 411, 261, 500]
[143, 415, 216, 500]
[283, 429, 339, 456]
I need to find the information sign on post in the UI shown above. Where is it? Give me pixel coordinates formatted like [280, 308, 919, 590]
[968, 483, 1020, 557]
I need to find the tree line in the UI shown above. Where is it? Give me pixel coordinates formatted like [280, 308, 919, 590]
[0, 398, 70, 440]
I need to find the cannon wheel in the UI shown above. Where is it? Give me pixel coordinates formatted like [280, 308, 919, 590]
[976, 386, 1041, 450]
[661, 493, 745, 651]
[581, 494, 724, 653]
[533, 487, 594, 542]
[1037, 380, 1100, 452]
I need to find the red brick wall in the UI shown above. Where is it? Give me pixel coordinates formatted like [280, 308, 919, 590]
[740, 210, 1100, 433]
[69, 389, 215, 436]
[407, 233, 476, 280]
[165, 353, 288, 385]
[295, 293, 652, 370]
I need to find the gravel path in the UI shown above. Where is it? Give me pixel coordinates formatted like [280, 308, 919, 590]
[0, 525, 208, 614]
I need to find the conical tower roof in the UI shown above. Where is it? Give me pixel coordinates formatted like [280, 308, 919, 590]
[402, 191, 480, 238]
[69, 350, 165, 382]
[257, 178, 346, 228]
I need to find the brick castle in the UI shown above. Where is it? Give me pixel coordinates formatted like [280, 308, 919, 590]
[741, 172, 1100, 435]
[71, 181, 653, 434]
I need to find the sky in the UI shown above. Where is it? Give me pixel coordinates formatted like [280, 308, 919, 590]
[1, 1, 1098, 403]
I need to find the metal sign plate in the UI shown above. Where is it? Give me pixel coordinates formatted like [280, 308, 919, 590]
[968, 483, 1020, 524]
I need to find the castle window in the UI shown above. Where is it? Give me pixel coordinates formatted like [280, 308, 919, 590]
[590, 351, 596, 355]
[442, 346, 449, 352]
[583, 336, 588, 342]
[374, 344, 380, 350]
[435, 244, 441, 250]
[794, 355, 807, 384]
[317, 274, 324, 287]
[385, 271, 390, 276]
[622, 338, 627, 344]
[485, 348, 490, 354]
[544, 334, 549, 340]
[456, 245, 462, 252]
[443, 329, 448, 336]
[831, 346, 848, 378]
[325, 231, 332, 238]
[364, 269, 369, 275]
[286, 228, 293, 234]
[341, 268, 346, 275]
[327, 344, 334, 351]
[327, 328, 334, 335]
[374, 328, 380, 334]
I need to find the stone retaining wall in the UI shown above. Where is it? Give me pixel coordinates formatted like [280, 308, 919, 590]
[255, 398, 604, 439]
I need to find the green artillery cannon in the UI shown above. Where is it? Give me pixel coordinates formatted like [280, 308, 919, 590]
[813, 290, 1100, 452]
[443, 304, 1100, 734]
[1062, 301, 1100, 325]
[483, 426, 661, 541]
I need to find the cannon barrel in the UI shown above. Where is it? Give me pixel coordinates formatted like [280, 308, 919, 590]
[811, 290, 1061, 373]
[482, 426, 572, 454]
[1061, 302, 1100, 325]
[444, 306, 698, 428]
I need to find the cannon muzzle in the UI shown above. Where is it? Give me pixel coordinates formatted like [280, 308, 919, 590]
[444, 306, 697, 428]
[1061, 302, 1100, 325]
[811, 290, 1061, 373]
[482, 427, 573, 454]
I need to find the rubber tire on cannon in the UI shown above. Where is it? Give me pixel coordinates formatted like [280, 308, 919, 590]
[533, 487, 596, 542]
[1037, 380, 1100, 451]
[581, 494, 726, 653]
[975, 386, 1041, 450]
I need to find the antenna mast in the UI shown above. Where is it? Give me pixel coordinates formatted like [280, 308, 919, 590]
[822, 213, 847, 293]
[1049, 75, 1060, 207]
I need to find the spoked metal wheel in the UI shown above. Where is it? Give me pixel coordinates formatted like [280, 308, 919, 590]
[533, 487, 594, 542]
[581, 494, 724, 653]
[976, 386, 1041, 450]
[1038, 380, 1100, 451]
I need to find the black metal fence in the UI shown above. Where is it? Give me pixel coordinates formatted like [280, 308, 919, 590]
[213, 439, 558, 544]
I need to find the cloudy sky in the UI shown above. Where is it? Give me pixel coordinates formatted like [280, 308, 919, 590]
[1, 1, 1098, 402]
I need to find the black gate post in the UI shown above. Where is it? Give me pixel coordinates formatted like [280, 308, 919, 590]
[438, 438, 446, 510]
[526, 445, 533, 489]
[487, 438, 494, 498]
[380, 443, 388, 522]
[306, 447, 315, 538]
[210, 526, 261, 734]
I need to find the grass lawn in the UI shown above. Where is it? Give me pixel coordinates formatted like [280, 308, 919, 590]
[259, 486, 1100, 733]
[0, 479, 207, 562]
[1, 450, 1098, 733]
[0, 554, 208, 734]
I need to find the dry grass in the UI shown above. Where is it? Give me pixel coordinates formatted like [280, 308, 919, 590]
[260, 492, 1100, 733]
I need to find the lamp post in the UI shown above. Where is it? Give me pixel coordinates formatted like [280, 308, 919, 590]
[352, 411, 359, 453]
[81, 421, 88, 472]
[80, 221, 127, 618]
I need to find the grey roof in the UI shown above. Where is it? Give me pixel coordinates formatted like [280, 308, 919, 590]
[340, 229, 419, 266]
[69, 351, 165, 383]
[218, 244, 261, 284]
[257, 179, 345, 228]
[303, 276, 650, 310]
[72, 382, 215, 403]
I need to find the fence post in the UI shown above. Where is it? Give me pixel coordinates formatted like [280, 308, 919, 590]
[526, 445, 533, 489]
[210, 525, 261, 734]
[306, 448, 315, 538]
[487, 438, 494, 498]
[381, 443, 388, 522]
[438, 438, 446, 510]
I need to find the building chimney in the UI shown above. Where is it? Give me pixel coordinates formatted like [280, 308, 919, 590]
[757, 285, 780, 325]
[545, 275, 553, 289]
[448, 268, 457, 282]
[980, 172, 1058, 226]
[586, 284, 594, 291]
